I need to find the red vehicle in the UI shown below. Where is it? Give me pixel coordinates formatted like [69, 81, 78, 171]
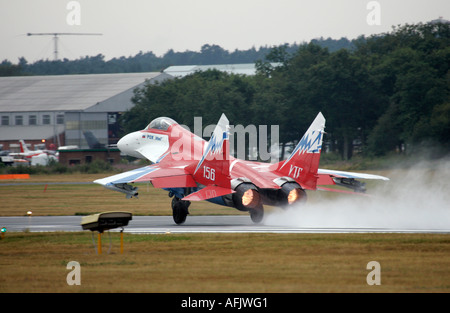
[95, 113, 388, 224]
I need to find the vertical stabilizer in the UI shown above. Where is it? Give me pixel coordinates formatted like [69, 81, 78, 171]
[192, 113, 231, 188]
[83, 131, 105, 149]
[273, 112, 326, 189]
[19, 140, 30, 153]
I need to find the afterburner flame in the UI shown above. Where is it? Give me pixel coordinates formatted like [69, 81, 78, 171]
[242, 189, 259, 208]
[288, 189, 300, 204]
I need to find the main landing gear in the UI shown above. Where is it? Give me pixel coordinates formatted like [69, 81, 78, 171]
[171, 196, 191, 225]
[249, 206, 264, 224]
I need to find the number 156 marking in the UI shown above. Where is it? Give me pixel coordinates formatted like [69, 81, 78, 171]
[203, 166, 215, 181]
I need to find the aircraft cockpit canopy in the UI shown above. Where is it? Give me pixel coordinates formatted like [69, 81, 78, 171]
[145, 117, 177, 131]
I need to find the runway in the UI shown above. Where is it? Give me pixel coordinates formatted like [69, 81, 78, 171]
[1, 215, 449, 234]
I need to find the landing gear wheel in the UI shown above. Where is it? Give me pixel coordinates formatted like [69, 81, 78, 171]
[172, 196, 190, 225]
[249, 207, 264, 224]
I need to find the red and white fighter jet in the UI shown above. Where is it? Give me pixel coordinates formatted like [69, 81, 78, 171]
[95, 113, 388, 224]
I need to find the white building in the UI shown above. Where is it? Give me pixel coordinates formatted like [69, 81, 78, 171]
[0, 72, 171, 151]
[163, 63, 280, 77]
[0, 63, 273, 152]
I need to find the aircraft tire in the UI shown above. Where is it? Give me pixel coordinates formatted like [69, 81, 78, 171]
[249, 207, 264, 224]
[172, 197, 189, 225]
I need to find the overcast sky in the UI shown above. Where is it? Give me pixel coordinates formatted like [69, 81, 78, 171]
[1, 0, 448, 62]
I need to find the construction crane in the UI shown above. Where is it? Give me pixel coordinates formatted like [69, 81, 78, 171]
[27, 32, 102, 61]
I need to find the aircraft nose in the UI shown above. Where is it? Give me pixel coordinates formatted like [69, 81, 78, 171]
[117, 133, 135, 153]
[117, 137, 126, 152]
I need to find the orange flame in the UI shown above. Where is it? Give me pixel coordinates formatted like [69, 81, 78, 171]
[288, 189, 300, 204]
[242, 189, 259, 208]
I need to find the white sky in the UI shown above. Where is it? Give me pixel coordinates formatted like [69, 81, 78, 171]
[0, 0, 448, 62]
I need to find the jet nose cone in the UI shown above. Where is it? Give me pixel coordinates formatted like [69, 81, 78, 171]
[117, 134, 132, 153]
[117, 132, 139, 157]
[117, 137, 125, 152]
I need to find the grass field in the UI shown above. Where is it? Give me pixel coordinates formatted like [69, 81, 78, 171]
[1, 170, 449, 293]
[1, 232, 450, 293]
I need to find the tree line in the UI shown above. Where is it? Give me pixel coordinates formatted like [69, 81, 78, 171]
[0, 37, 354, 76]
[122, 22, 449, 160]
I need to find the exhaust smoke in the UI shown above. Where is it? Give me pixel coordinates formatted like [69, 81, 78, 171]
[265, 159, 450, 231]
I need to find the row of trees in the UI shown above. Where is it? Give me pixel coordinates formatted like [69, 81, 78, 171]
[1, 38, 354, 76]
[123, 22, 449, 160]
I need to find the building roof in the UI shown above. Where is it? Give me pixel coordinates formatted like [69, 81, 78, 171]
[0, 72, 168, 113]
[163, 63, 281, 77]
[429, 17, 449, 24]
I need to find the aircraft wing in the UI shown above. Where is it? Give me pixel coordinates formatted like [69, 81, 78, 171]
[94, 164, 197, 198]
[317, 169, 389, 181]
[241, 161, 389, 193]
[316, 168, 389, 193]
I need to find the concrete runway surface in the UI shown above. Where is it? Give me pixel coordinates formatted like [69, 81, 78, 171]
[1, 215, 449, 234]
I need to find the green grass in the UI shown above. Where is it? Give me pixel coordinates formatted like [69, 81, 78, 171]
[1, 232, 450, 293]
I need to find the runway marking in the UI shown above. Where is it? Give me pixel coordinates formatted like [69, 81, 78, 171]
[1, 216, 449, 234]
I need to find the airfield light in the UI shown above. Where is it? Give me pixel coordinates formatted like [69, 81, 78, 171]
[81, 212, 132, 254]
[1, 227, 6, 240]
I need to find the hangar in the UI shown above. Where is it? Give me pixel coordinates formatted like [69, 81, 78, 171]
[0, 72, 171, 152]
[163, 63, 281, 77]
[0, 63, 268, 155]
